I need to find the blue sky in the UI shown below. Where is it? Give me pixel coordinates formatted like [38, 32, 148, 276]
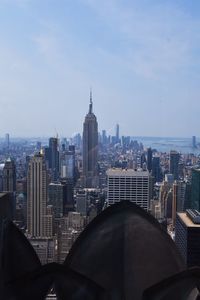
[0, 0, 200, 137]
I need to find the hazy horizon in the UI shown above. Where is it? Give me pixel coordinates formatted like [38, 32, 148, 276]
[1, 135, 198, 140]
[0, 0, 200, 137]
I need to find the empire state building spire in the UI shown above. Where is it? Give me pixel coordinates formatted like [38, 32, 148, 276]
[89, 88, 93, 114]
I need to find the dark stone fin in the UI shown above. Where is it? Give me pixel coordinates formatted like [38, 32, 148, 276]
[143, 268, 200, 300]
[1, 220, 41, 282]
[54, 264, 109, 300]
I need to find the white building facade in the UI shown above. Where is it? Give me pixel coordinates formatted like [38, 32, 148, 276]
[106, 169, 150, 210]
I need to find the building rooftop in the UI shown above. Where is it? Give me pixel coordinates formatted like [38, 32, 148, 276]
[106, 168, 149, 177]
[0, 192, 9, 198]
[177, 212, 200, 228]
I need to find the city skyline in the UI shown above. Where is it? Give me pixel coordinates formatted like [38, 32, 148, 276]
[1, 1, 200, 137]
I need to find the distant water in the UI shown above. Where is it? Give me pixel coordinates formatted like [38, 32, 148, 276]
[132, 136, 200, 154]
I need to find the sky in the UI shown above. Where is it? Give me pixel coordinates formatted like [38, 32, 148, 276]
[0, 0, 200, 138]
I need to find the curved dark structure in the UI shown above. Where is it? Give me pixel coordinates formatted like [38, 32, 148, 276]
[0, 221, 107, 300]
[65, 201, 185, 299]
[1, 201, 200, 299]
[143, 268, 200, 300]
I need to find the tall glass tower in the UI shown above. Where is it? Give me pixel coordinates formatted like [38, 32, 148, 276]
[82, 91, 98, 188]
[49, 137, 59, 181]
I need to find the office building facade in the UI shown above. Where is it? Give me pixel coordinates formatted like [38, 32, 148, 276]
[48, 183, 64, 218]
[27, 154, 48, 237]
[175, 210, 200, 267]
[106, 168, 150, 210]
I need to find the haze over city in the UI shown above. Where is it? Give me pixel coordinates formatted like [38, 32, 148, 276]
[0, 0, 200, 137]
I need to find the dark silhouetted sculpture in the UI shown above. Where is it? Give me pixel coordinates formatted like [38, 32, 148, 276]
[1, 201, 200, 299]
[0, 221, 107, 300]
[65, 201, 187, 299]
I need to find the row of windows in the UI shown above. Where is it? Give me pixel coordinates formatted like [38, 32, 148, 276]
[109, 181, 149, 183]
[108, 177, 149, 179]
[108, 184, 149, 186]
[108, 192, 149, 195]
[108, 198, 149, 199]
[108, 188, 149, 191]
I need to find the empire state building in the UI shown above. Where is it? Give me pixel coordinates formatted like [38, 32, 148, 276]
[82, 91, 98, 188]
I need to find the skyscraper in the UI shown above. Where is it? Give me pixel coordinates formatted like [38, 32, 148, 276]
[170, 150, 180, 180]
[102, 130, 107, 146]
[140, 153, 146, 169]
[5, 133, 9, 151]
[76, 190, 87, 216]
[49, 137, 59, 181]
[175, 210, 200, 267]
[147, 147, 152, 172]
[48, 183, 64, 218]
[82, 91, 98, 188]
[152, 156, 162, 183]
[2, 158, 16, 192]
[27, 154, 48, 237]
[60, 146, 75, 182]
[116, 123, 120, 143]
[192, 136, 197, 148]
[191, 169, 200, 210]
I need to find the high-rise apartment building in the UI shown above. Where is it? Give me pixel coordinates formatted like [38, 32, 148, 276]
[106, 168, 150, 210]
[2, 158, 16, 192]
[82, 91, 98, 188]
[170, 150, 180, 180]
[27, 154, 48, 237]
